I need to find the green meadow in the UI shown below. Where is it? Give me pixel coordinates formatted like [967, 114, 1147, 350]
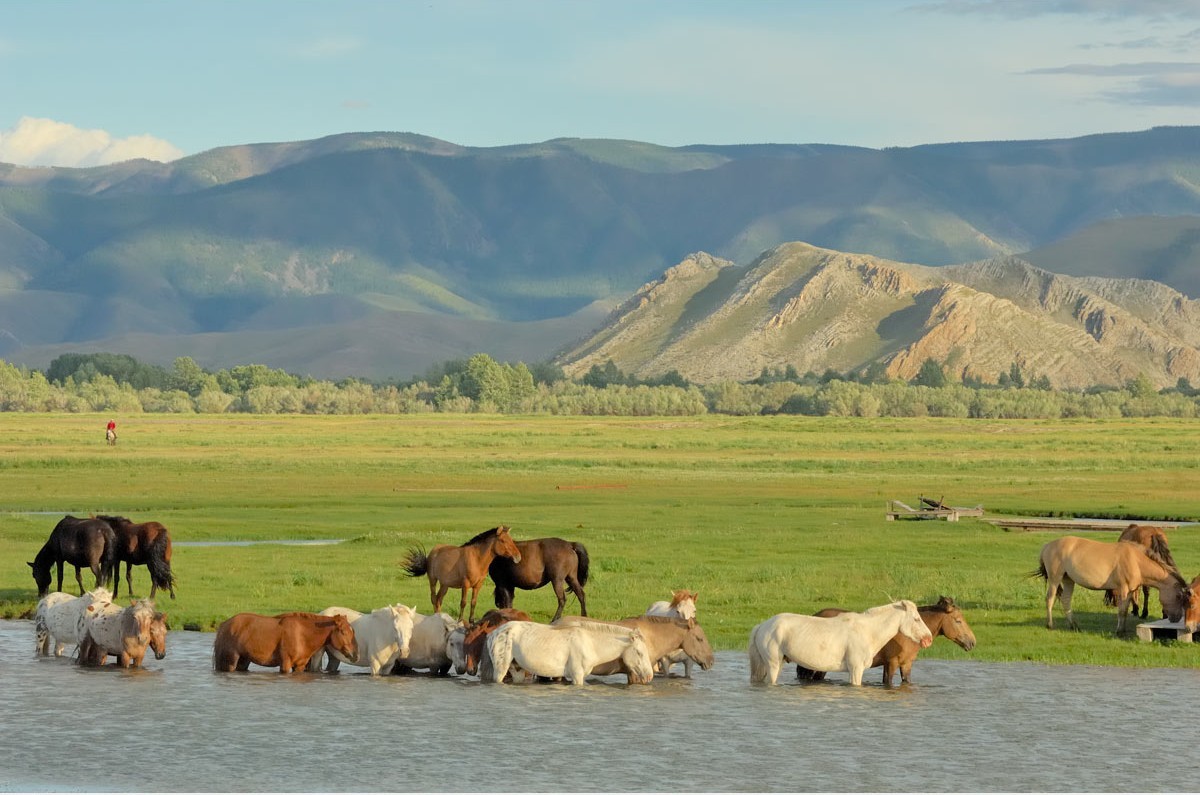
[2, 412, 1199, 669]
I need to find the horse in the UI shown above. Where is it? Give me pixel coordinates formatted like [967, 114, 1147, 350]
[796, 596, 977, 685]
[559, 615, 716, 680]
[1113, 524, 1178, 619]
[748, 600, 933, 686]
[484, 619, 655, 686]
[95, 515, 177, 600]
[34, 588, 113, 657]
[106, 427, 117, 445]
[460, 608, 532, 678]
[489, 536, 588, 622]
[403, 526, 522, 623]
[28, 515, 117, 597]
[306, 604, 416, 675]
[389, 611, 460, 676]
[77, 599, 168, 668]
[646, 589, 698, 622]
[212, 612, 357, 673]
[1032, 536, 1198, 634]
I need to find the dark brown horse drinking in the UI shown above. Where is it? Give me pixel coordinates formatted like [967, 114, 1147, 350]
[96, 515, 176, 600]
[212, 612, 357, 673]
[796, 596, 977, 685]
[27, 515, 117, 597]
[489, 536, 590, 622]
[402, 526, 522, 623]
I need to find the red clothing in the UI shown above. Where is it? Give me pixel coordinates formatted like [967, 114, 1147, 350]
[106, 421, 116, 431]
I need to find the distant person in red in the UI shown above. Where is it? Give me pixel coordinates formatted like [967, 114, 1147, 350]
[106, 419, 117, 445]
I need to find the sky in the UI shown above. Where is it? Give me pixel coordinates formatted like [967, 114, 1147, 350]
[2, 0, 1199, 167]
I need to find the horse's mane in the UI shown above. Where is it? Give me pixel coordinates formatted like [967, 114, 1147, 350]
[461, 526, 507, 547]
[669, 590, 697, 608]
[95, 514, 129, 525]
[625, 614, 691, 629]
[920, 596, 958, 615]
[553, 617, 638, 636]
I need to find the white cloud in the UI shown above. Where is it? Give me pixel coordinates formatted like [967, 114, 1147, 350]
[0, 117, 184, 167]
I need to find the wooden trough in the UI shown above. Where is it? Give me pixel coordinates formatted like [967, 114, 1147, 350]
[1136, 619, 1199, 643]
[886, 498, 984, 522]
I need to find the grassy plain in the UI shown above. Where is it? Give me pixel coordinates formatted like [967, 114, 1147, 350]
[2, 413, 1199, 669]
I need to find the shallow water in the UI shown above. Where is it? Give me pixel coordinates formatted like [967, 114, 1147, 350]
[0, 619, 1194, 792]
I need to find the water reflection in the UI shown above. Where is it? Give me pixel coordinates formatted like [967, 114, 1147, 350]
[0, 619, 1194, 792]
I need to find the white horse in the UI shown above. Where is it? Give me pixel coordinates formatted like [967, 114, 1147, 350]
[446, 625, 469, 675]
[485, 620, 655, 686]
[34, 588, 113, 657]
[391, 611, 459, 675]
[78, 599, 168, 667]
[645, 589, 699, 675]
[749, 600, 933, 686]
[307, 604, 417, 675]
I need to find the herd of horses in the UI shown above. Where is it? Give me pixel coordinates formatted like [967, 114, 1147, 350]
[26, 516, 1200, 686]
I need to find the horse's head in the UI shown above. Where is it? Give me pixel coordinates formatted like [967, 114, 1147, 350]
[681, 621, 716, 671]
[1179, 576, 1200, 633]
[148, 612, 168, 660]
[671, 590, 699, 621]
[494, 526, 522, 564]
[446, 626, 469, 675]
[28, 561, 51, 597]
[389, 604, 417, 659]
[330, 614, 358, 660]
[622, 631, 656, 685]
[898, 600, 933, 648]
[932, 596, 976, 652]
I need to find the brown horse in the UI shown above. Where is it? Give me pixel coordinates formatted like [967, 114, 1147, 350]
[462, 608, 532, 678]
[1033, 535, 1198, 633]
[28, 515, 117, 597]
[402, 526, 522, 623]
[580, 615, 716, 680]
[489, 536, 589, 622]
[96, 515, 176, 600]
[1113, 524, 1178, 619]
[212, 612, 357, 673]
[797, 596, 977, 685]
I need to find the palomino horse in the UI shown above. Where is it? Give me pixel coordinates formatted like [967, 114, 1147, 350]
[460, 608, 532, 677]
[403, 526, 522, 623]
[559, 615, 716, 680]
[484, 620, 655, 686]
[96, 515, 176, 600]
[749, 600, 933, 686]
[35, 588, 113, 657]
[28, 515, 117, 597]
[212, 612, 357, 673]
[797, 596, 977, 685]
[78, 599, 168, 668]
[489, 536, 589, 622]
[1114, 524, 1178, 619]
[1033, 536, 1197, 633]
[646, 590, 698, 622]
[307, 604, 416, 676]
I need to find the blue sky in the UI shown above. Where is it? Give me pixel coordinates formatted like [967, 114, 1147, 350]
[2, 0, 1199, 166]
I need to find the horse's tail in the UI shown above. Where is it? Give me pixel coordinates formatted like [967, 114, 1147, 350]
[483, 625, 513, 684]
[147, 532, 176, 597]
[402, 546, 429, 578]
[34, 605, 49, 656]
[573, 542, 590, 587]
[1026, 561, 1048, 582]
[100, 526, 118, 590]
[1104, 589, 1119, 607]
[747, 622, 768, 683]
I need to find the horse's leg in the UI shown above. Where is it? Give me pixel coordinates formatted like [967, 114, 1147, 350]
[567, 575, 588, 617]
[430, 577, 446, 614]
[881, 657, 899, 686]
[1140, 585, 1151, 620]
[847, 658, 866, 686]
[1060, 579, 1078, 630]
[126, 562, 134, 597]
[56, 560, 65, 594]
[1116, 590, 1134, 634]
[550, 579, 567, 623]
[1045, 577, 1059, 629]
[459, 587, 471, 623]
[74, 565, 85, 595]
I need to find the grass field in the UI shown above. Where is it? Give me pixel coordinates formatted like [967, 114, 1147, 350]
[3, 413, 1199, 668]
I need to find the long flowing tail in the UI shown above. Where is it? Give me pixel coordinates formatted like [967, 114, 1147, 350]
[573, 542, 590, 587]
[100, 528, 118, 589]
[34, 603, 49, 656]
[147, 532, 176, 597]
[402, 547, 429, 578]
[748, 623, 768, 683]
[484, 627, 513, 684]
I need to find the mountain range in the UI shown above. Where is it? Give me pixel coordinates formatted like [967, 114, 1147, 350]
[1, 126, 1199, 383]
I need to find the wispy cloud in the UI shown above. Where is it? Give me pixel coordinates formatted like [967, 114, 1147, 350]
[0, 117, 184, 167]
[912, 0, 1200, 20]
[1025, 62, 1200, 107]
[294, 35, 364, 59]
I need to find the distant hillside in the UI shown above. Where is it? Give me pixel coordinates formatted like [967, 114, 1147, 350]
[1, 126, 1200, 378]
[557, 243, 1200, 389]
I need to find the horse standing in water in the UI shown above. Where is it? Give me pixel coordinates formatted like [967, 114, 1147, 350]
[28, 515, 117, 597]
[78, 599, 168, 668]
[403, 526, 522, 623]
[489, 536, 588, 622]
[1113, 524, 1179, 619]
[213, 612, 357, 673]
[96, 515, 176, 600]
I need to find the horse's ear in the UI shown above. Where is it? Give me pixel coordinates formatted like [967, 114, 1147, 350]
[27, 561, 33, 568]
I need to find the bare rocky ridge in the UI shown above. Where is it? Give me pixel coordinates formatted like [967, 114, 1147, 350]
[558, 243, 1200, 389]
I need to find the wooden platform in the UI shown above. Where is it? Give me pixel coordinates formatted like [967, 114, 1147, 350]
[886, 500, 984, 522]
[1136, 619, 1198, 643]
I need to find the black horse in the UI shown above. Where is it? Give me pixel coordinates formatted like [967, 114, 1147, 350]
[489, 537, 589, 622]
[28, 515, 117, 597]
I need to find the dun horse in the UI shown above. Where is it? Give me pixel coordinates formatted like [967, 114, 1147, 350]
[96, 515, 176, 600]
[488, 536, 589, 622]
[1033, 535, 1198, 633]
[28, 515, 116, 597]
[403, 526, 522, 623]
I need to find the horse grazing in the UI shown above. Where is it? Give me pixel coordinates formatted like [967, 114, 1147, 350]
[212, 612, 357, 674]
[35, 588, 113, 657]
[306, 604, 416, 676]
[78, 599, 168, 668]
[390, 611, 460, 676]
[797, 596, 977, 685]
[403, 526, 522, 623]
[749, 600, 932, 686]
[28, 515, 117, 597]
[560, 615, 716, 680]
[1033, 535, 1198, 634]
[1113, 524, 1179, 619]
[484, 620, 655, 686]
[459, 608, 532, 678]
[489, 536, 588, 622]
[95, 515, 176, 600]
[646, 589, 698, 622]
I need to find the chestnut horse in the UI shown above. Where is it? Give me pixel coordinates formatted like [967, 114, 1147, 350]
[1113, 524, 1178, 619]
[403, 526, 522, 623]
[96, 515, 176, 600]
[797, 596, 977, 685]
[461, 608, 532, 677]
[28, 515, 116, 597]
[489, 536, 589, 622]
[1033, 536, 1198, 633]
[212, 612, 357, 673]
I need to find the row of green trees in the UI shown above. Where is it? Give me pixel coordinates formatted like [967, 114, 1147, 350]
[1, 353, 1198, 419]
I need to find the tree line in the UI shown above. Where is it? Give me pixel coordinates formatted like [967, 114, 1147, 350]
[0, 352, 1196, 419]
